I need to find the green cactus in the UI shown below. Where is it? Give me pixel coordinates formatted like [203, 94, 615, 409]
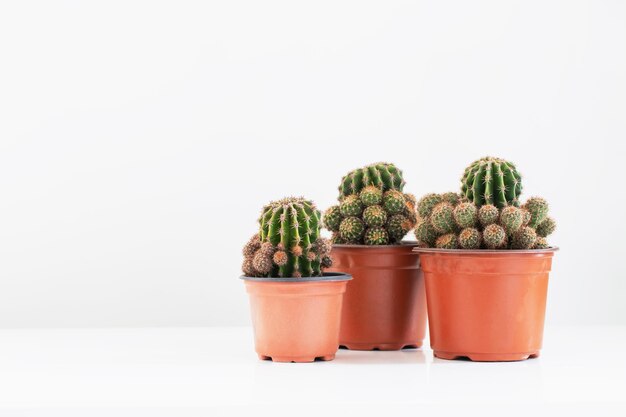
[534, 237, 549, 249]
[339, 216, 365, 242]
[536, 217, 556, 237]
[511, 226, 537, 249]
[383, 190, 406, 214]
[483, 224, 507, 249]
[499, 206, 524, 234]
[364, 227, 390, 245]
[430, 202, 456, 234]
[478, 204, 499, 227]
[359, 185, 383, 206]
[250, 197, 331, 277]
[436, 233, 458, 249]
[461, 157, 522, 208]
[387, 214, 411, 243]
[441, 192, 462, 205]
[363, 205, 388, 227]
[414, 217, 438, 246]
[339, 194, 363, 217]
[413, 188, 555, 251]
[331, 233, 346, 245]
[326, 164, 417, 245]
[417, 193, 443, 218]
[523, 197, 549, 228]
[338, 162, 405, 199]
[453, 202, 478, 228]
[458, 227, 481, 249]
[323, 205, 342, 232]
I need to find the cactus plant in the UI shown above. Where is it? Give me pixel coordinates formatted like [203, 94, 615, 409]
[483, 224, 507, 249]
[339, 194, 364, 217]
[499, 206, 524, 234]
[243, 197, 332, 278]
[325, 163, 417, 245]
[436, 233, 459, 249]
[511, 226, 537, 250]
[322, 205, 342, 232]
[359, 185, 383, 206]
[441, 192, 462, 205]
[430, 202, 456, 234]
[363, 205, 388, 227]
[364, 226, 390, 245]
[459, 227, 481, 249]
[339, 216, 365, 242]
[478, 204, 499, 227]
[414, 218, 436, 247]
[387, 214, 412, 242]
[536, 217, 556, 237]
[338, 162, 405, 199]
[383, 190, 406, 214]
[414, 191, 555, 250]
[461, 157, 522, 208]
[453, 202, 478, 228]
[417, 193, 443, 218]
[522, 197, 549, 228]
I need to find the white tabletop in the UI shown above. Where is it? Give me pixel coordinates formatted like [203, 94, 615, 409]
[0, 326, 625, 415]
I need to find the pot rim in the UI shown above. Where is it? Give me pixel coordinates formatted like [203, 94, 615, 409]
[413, 247, 559, 255]
[332, 240, 418, 249]
[240, 272, 352, 283]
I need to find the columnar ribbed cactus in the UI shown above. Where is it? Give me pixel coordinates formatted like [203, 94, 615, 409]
[242, 197, 332, 278]
[338, 162, 405, 199]
[324, 163, 417, 245]
[461, 157, 522, 208]
[414, 192, 555, 250]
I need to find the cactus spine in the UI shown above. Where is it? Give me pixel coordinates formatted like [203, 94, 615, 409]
[243, 197, 332, 278]
[461, 157, 522, 208]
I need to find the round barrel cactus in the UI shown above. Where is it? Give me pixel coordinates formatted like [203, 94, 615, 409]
[461, 157, 522, 208]
[338, 162, 405, 199]
[255, 197, 328, 277]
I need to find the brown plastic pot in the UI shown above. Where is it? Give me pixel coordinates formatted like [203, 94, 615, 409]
[327, 243, 427, 350]
[241, 273, 351, 363]
[415, 247, 558, 362]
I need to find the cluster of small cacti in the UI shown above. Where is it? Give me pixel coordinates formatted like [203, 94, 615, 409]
[324, 163, 417, 245]
[415, 193, 556, 250]
[414, 156, 556, 250]
[242, 197, 332, 277]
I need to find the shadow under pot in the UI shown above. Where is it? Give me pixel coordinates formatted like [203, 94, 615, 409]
[415, 247, 558, 362]
[327, 242, 427, 351]
[241, 273, 352, 363]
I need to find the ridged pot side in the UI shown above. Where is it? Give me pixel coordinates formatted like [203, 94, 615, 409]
[327, 243, 427, 351]
[242, 274, 351, 363]
[416, 248, 557, 362]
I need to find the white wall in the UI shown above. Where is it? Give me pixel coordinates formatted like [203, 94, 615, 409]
[1, 0, 624, 327]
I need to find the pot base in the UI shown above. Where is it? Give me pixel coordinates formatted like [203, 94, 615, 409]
[434, 350, 540, 362]
[258, 354, 336, 363]
[339, 342, 422, 351]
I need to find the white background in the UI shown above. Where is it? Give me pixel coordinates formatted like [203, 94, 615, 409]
[1, 0, 625, 328]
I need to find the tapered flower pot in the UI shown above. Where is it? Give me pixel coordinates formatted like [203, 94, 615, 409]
[327, 243, 427, 350]
[415, 247, 558, 362]
[241, 273, 351, 363]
